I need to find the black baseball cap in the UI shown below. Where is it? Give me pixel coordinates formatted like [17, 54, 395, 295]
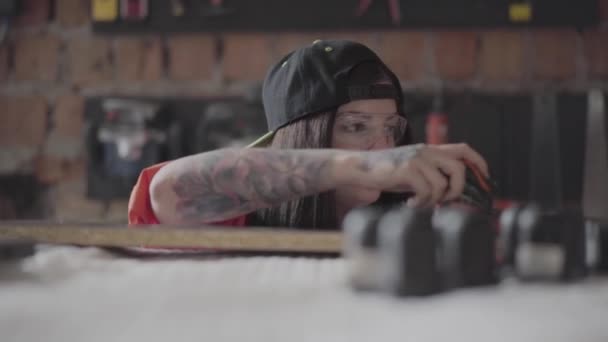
[248, 39, 404, 147]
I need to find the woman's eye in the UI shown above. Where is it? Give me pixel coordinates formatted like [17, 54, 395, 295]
[385, 125, 398, 134]
[342, 122, 368, 133]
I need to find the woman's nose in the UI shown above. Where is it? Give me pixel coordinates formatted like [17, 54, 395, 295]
[368, 133, 394, 150]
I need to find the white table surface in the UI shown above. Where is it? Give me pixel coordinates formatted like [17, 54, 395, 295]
[1, 246, 607, 342]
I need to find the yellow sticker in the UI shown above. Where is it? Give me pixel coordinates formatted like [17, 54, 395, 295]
[92, 0, 119, 22]
[509, 3, 532, 22]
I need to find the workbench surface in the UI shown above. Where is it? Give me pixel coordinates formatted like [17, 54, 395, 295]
[1, 246, 607, 342]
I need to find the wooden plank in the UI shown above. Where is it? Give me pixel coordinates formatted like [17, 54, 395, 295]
[0, 221, 343, 253]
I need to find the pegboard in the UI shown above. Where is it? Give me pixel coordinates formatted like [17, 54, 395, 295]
[92, 0, 600, 34]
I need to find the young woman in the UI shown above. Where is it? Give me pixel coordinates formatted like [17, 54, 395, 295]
[128, 39, 488, 230]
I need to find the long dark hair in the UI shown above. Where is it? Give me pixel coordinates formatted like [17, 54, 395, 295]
[249, 62, 412, 230]
[250, 111, 338, 229]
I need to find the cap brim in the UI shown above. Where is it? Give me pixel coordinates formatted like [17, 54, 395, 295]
[246, 131, 275, 148]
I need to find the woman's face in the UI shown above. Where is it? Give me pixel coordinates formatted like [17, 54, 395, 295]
[332, 98, 407, 210]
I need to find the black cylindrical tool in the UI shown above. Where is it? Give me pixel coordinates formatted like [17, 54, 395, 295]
[342, 206, 386, 291]
[498, 205, 524, 272]
[529, 91, 563, 209]
[433, 207, 498, 290]
[582, 89, 608, 272]
[598, 223, 608, 271]
[0, 240, 35, 261]
[515, 205, 587, 281]
[583, 220, 608, 273]
[377, 207, 440, 296]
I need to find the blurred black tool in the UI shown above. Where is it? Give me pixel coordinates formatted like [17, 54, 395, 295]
[582, 89, 608, 272]
[378, 207, 440, 296]
[498, 205, 587, 282]
[452, 161, 497, 214]
[0, 239, 35, 261]
[433, 207, 498, 289]
[199, 0, 233, 17]
[529, 91, 562, 209]
[342, 207, 387, 291]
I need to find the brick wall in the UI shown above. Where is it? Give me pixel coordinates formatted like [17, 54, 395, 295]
[0, 0, 607, 222]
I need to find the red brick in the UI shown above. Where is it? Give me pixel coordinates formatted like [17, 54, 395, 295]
[584, 31, 608, 78]
[106, 200, 129, 222]
[53, 94, 84, 138]
[222, 34, 274, 81]
[67, 159, 85, 179]
[35, 156, 67, 184]
[35, 156, 83, 184]
[377, 31, 428, 81]
[56, 0, 90, 28]
[274, 33, 316, 59]
[68, 38, 113, 86]
[274, 32, 378, 60]
[115, 37, 163, 82]
[479, 31, 524, 81]
[37, 156, 82, 181]
[168, 35, 215, 81]
[14, 34, 60, 82]
[40, 94, 84, 181]
[51, 179, 105, 221]
[0, 44, 9, 81]
[530, 30, 577, 81]
[16, 0, 50, 27]
[435, 31, 478, 81]
[329, 32, 378, 47]
[0, 96, 47, 147]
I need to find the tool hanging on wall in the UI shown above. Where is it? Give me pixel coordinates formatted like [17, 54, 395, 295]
[529, 91, 563, 210]
[582, 89, 608, 223]
[121, 0, 148, 21]
[171, 0, 186, 17]
[582, 89, 608, 272]
[85, 98, 184, 201]
[425, 93, 448, 145]
[508, 1, 533, 23]
[92, 0, 119, 22]
[355, 0, 401, 25]
[94, 99, 166, 179]
[200, 0, 233, 17]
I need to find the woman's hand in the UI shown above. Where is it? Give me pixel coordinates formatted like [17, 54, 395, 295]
[342, 143, 489, 208]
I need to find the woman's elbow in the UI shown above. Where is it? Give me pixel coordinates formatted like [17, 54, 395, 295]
[149, 170, 180, 224]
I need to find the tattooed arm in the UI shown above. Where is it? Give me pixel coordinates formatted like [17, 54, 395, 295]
[150, 148, 355, 224]
[150, 144, 488, 224]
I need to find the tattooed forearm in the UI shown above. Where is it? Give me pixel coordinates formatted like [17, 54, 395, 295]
[155, 144, 427, 224]
[356, 143, 423, 172]
[170, 148, 337, 223]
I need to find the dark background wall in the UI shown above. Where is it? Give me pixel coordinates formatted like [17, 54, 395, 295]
[0, 0, 607, 222]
